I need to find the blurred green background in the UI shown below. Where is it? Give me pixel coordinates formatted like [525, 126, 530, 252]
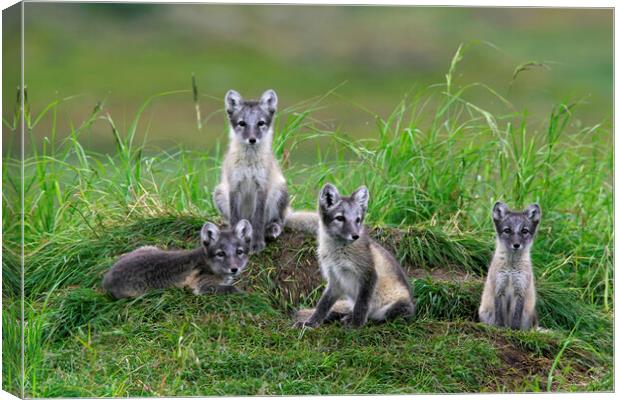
[3, 4, 613, 153]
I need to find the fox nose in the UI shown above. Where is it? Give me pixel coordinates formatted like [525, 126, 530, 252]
[351, 234, 360, 241]
[248, 138, 256, 144]
[231, 268, 238, 274]
[512, 243, 521, 249]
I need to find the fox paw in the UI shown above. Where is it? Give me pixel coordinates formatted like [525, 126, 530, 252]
[251, 238, 266, 253]
[293, 319, 320, 329]
[218, 285, 242, 294]
[341, 314, 365, 329]
[249, 229, 266, 253]
[265, 222, 282, 240]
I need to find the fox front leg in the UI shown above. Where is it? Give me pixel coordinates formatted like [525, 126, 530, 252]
[347, 271, 377, 328]
[229, 188, 243, 227]
[493, 294, 505, 327]
[493, 273, 509, 327]
[295, 286, 338, 328]
[250, 189, 267, 252]
[511, 294, 525, 330]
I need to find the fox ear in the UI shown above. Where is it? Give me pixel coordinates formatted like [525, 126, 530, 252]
[200, 222, 219, 245]
[234, 219, 253, 243]
[525, 203, 541, 223]
[260, 89, 277, 114]
[493, 201, 509, 222]
[225, 90, 243, 115]
[352, 186, 369, 211]
[319, 183, 341, 209]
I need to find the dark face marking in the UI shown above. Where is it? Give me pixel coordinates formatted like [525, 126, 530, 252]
[225, 90, 277, 146]
[319, 184, 369, 244]
[492, 202, 541, 252]
[200, 221, 252, 276]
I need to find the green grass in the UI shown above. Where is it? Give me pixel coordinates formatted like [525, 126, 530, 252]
[2, 48, 613, 395]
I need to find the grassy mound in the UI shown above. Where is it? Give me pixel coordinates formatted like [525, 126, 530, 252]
[5, 216, 612, 396]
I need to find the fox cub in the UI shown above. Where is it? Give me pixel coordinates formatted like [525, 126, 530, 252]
[102, 220, 252, 299]
[295, 183, 415, 328]
[213, 89, 289, 253]
[478, 202, 541, 330]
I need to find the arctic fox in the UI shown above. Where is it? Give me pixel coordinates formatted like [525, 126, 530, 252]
[213, 89, 289, 253]
[102, 220, 252, 299]
[295, 183, 415, 328]
[478, 202, 541, 330]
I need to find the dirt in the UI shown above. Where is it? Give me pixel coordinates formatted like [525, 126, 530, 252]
[242, 231, 323, 309]
[419, 321, 556, 391]
[478, 329, 594, 392]
[489, 336, 553, 391]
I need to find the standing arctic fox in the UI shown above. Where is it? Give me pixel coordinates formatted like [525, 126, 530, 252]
[102, 220, 252, 299]
[213, 89, 289, 253]
[295, 183, 415, 328]
[478, 202, 541, 330]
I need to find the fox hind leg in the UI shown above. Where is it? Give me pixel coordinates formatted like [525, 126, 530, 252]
[326, 299, 353, 323]
[294, 299, 351, 326]
[478, 300, 495, 325]
[265, 222, 282, 241]
[213, 183, 230, 222]
[265, 184, 289, 240]
[479, 309, 494, 325]
[294, 308, 315, 324]
[383, 300, 416, 321]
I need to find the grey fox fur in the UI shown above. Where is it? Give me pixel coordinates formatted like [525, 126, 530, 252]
[284, 210, 319, 234]
[295, 183, 415, 328]
[213, 89, 290, 253]
[102, 220, 252, 299]
[478, 202, 541, 330]
[212, 89, 321, 250]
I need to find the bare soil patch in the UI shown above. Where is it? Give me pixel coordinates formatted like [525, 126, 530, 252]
[243, 231, 322, 309]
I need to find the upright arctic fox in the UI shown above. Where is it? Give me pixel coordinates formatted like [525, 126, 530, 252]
[295, 184, 415, 328]
[102, 220, 252, 299]
[478, 202, 541, 330]
[213, 89, 289, 253]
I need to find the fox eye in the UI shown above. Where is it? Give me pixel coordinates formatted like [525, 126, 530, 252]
[335, 215, 345, 222]
[236, 249, 244, 255]
[502, 228, 511, 234]
[237, 121, 246, 127]
[216, 250, 226, 257]
[257, 120, 266, 127]
[521, 228, 530, 234]
[355, 217, 361, 224]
